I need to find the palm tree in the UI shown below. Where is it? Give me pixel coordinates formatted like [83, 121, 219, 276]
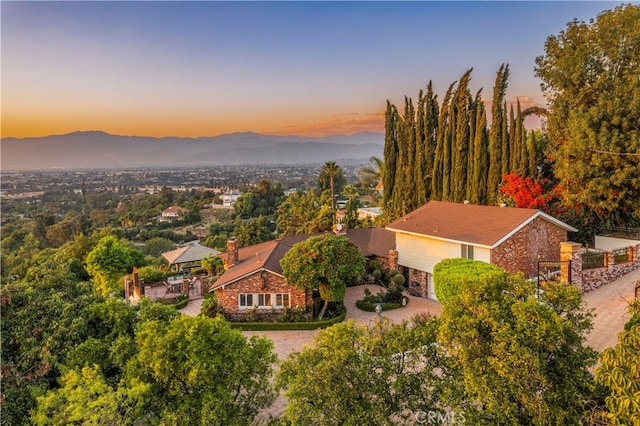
[322, 161, 340, 214]
[358, 156, 385, 195]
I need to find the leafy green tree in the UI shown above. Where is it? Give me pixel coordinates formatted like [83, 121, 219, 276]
[201, 254, 224, 276]
[277, 317, 442, 425]
[280, 235, 365, 319]
[85, 235, 144, 296]
[143, 236, 174, 257]
[437, 273, 597, 425]
[234, 215, 274, 247]
[31, 366, 152, 426]
[131, 315, 277, 425]
[276, 191, 333, 237]
[595, 301, 640, 425]
[1, 255, 102, 424]
[535, 4, 640, 224]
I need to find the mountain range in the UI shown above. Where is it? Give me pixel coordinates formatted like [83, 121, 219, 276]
[0, 131, 384, 171]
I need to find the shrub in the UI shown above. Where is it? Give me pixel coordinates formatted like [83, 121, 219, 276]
[201, 294, 225, 318]
[389, 269, 400, 277]
[392, 274, 406, 287]
[230, 309, 347, 331]
[372, 269, 382, 281]
[433, 258, 506, 305]
[136, 265, 169, 284]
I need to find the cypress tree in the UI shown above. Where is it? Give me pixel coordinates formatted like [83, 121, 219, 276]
[470, 100, 489, 204]
[423, 83, 438, 202]
[382, 101, 398, 220]
[466, 89, 483, 202]
[415, 90, 427, 206]
[487, 64, 509, 204]
[403, 97, 418, 212]
[451, 69, 472, 203]
[501, 101, 511, 177]
[432, 82, 456, 201]
[528, 130, 538, 178]
[515, 99, 528, 176]
[508, 104, 517, 173]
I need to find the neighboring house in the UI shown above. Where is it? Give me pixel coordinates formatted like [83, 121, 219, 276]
[386, 201, 577, 300]
[210, 228, 395, 320]
[221, 192, 241, 207]
[162, 243, 221, 272]
[160, 205, 189, 222]
[357, 207, 381, 221]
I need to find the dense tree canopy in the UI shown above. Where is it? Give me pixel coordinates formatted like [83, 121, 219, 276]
[277, 317, 442, 425]
[437, 274, 597, 424]
[85, 235, 145, 296]
[280, 234, 365, 319]
[535, 4, 640, 224]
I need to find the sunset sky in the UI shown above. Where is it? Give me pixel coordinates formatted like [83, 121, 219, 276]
[1, 1, 622, 139]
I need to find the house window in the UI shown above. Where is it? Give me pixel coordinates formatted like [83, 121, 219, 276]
[275, 293, 290, 308]
[461, 244, 474, 259]
[239, 293, 253, 308]
[238, 293, 290, 309]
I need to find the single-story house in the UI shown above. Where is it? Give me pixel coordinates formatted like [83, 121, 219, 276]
[357, 207, 381, 220]
[162, 243, 221, 272]
[160, 205, 189, 222]
[385, 201, 578, 299]
[209, 228, 395, 320]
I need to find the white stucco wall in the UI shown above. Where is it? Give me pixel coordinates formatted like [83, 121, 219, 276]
[595, 236, 640, 251]
[396, 233, 490, 274]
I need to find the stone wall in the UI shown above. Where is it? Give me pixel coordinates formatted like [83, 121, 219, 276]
[490, 217, 567, 278]
[561, 243, 640, 292]
[213, 271, 311, 320]
[406, 268, 429, 298]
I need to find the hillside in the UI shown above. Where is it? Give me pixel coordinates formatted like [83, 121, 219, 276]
[0, 131, 384, 170]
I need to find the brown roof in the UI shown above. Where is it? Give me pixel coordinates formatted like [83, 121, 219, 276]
[161, 244, 221, 265]
[386, 201, 577, 248]
[162, 206, 188, 214]
[211, 228, 396, 290]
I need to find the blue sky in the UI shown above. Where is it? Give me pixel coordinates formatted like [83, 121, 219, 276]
[1, 1, 626, 138]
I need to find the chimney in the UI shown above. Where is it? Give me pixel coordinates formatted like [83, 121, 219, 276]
[226, 237, 239, 268]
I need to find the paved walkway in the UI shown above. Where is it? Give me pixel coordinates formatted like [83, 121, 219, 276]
[582, 268, 639, 353]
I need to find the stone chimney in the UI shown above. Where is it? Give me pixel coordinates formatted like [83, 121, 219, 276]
[388, 249, 398, 271]
[226, 237, 239, 268]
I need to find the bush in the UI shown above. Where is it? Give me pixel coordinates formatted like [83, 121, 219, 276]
[136, 265, 169, 284]
[433, 258, 506, 305]
[392, 274, 406, 287]
[201, 294, 225, 318]
[355, 298, 406, 312]
[229, 309, 347, 331]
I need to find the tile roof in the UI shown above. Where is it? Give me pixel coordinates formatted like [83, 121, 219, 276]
[161, 244, 221, 265]
[162, 206, 189, 214]
[211, 228, 396, 290]
[385, 201, 577, 248]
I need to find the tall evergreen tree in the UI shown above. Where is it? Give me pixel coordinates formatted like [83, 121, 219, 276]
[423, 82, 439, 201]
[501, 101, 511, 177]
[432, 82, 456, 201]
[382, 101, 398, 220]
[415, 90, 427, 207]
[451, 69, 473, 202]
[469, 91, 488, 204]
[487, 64, 510, 204]
[527, 130, 538, 178]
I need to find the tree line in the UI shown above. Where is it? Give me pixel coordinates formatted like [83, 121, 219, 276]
[382, 4, 640, 232]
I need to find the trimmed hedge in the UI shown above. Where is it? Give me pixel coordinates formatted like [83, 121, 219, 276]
[229, 309, 347, 331]
[433, 258, 507, 305]
[355, 298, 407, 312]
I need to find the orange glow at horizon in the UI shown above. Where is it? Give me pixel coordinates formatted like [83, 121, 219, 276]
[1, 110, 386, 139]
